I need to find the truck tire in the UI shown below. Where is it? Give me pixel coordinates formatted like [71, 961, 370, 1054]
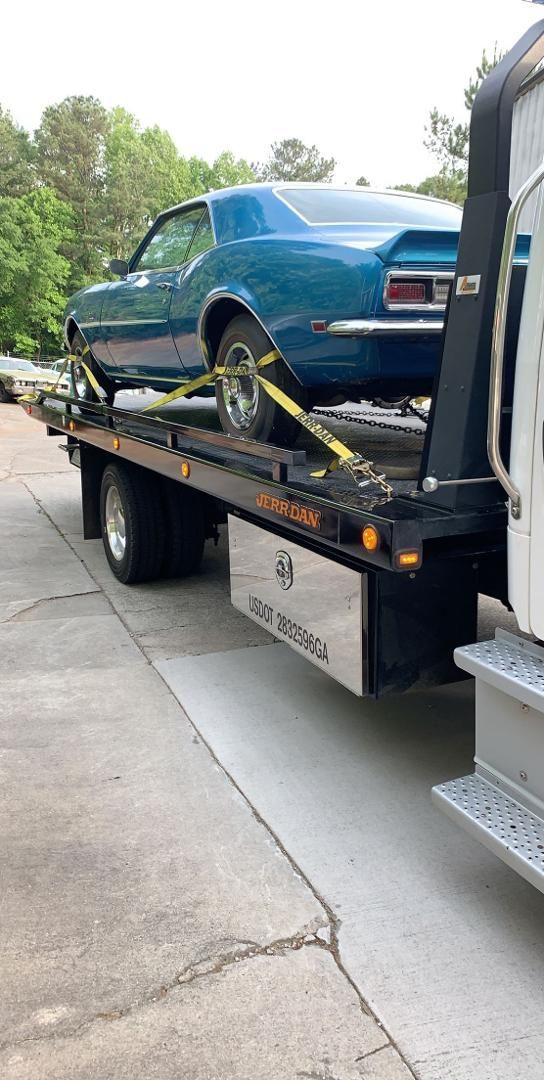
[215, 314, 304, 445]
[70, 329, 115, 408]
[160, 479, 205, 578]
[0, 381, 11, 403]
[100, 462, 165, 583]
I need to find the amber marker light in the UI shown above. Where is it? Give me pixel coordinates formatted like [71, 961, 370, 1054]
[112, 436, 120, 451]
[181, 460, 191, 478]
[361, 525, 379, 552]
[397, 551, 420, 568]
[68, 419, 76, 432]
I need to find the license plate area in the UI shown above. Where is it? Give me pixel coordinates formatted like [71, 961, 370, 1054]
[228, 515, 364, 695]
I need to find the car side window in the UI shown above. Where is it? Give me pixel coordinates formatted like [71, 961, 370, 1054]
[134, 207, 206, 272]
[186, 208, 214, 261]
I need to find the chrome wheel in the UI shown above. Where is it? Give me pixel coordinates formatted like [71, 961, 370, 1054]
[73, 348, 88, 399]
[105, 484, 126, 562]
[219, 342, 259, 431]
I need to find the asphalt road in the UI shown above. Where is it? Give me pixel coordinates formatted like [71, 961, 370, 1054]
[1, 396, 542, 1080]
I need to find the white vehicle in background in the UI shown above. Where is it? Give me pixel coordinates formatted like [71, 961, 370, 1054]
[0, 357, 70, 402]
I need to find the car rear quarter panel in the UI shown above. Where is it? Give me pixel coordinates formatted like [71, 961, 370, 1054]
[169, 236, 382, 385]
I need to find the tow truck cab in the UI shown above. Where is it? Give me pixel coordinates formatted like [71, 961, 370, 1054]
[432, 18, 544, 894]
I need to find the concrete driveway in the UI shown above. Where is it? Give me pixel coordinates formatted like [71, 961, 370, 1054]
[1, 398, 542, 1080]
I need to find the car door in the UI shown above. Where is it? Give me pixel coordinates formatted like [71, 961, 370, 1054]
[100, 206, 206, 381]
[168, 207, 217, 378]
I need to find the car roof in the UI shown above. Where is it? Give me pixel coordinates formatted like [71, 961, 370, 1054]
[160, 182, 461, 218]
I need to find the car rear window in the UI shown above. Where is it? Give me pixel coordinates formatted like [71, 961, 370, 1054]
[278, 188, 463, 228]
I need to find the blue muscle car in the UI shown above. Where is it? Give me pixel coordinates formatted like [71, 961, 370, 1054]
[64, 183, 463, 442]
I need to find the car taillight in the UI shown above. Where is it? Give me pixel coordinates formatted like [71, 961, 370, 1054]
[387, 281, 426, 304]
[384, 272, 453, 310]
[433, 280, 452, 305]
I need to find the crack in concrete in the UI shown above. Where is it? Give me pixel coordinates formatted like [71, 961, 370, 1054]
[19, 481, 151, 663]
[355, 1045, 392, 1063]
[1, 590, 100, 624]
[152, 687, 418, 1078]
[0, 930, 331, 1055]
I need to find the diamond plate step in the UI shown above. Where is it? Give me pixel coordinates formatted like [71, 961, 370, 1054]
[432, 773, 544, 892]
[454, 633, 544, 710]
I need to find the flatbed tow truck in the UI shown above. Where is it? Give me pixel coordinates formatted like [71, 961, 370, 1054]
[20, 19, 544, 894]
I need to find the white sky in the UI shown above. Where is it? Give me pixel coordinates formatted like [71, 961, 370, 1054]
[2, 0, 543, 188]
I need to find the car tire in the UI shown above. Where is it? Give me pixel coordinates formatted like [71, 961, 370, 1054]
[160, 478, 205, 579]
[0, 382, 11, 403]
[373, 395, 412, 411]
[70, 329, 115, 408]
[100, 462, 165, 584]
[215, 315, 304, 445]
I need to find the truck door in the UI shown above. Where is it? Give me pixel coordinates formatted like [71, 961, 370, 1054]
[508, 181, 544, 638]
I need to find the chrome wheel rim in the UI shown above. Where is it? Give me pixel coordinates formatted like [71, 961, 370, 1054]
[105, 484, 126, 562]
[73, 350, 88, 399]
[220, 342, 259, 431]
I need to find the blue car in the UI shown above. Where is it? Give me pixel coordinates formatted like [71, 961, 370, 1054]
[64, 183, 462, 442]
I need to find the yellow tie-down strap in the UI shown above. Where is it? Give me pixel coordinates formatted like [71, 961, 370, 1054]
[19, 345, 105, 402]
[143, 348, 392, 494]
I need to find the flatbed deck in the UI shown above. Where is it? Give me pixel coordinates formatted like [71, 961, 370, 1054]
[20, 389, 510, 694]
[24, 389, 507, 577]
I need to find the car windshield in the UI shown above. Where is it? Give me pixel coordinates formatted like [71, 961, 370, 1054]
[278, 188, 463, 229]
[0, 357, 38, 370]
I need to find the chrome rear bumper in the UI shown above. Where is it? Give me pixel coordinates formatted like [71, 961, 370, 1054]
[327, 318, 444, 337]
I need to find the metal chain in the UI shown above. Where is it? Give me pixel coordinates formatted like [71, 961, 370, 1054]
[303, 401, 428, 496]
[313, 404, 428, 437]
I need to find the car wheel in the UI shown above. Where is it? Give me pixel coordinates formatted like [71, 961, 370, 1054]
[160, 478, 205, 579]
[100, 462, 165, 584]
[215, 315, 304, 445]
[70, 330, 115, 408]
[0, 382, 11, 403]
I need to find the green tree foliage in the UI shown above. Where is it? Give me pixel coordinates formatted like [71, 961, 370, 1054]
[255, 138, 335, 182]
[102, 110, 195, 258]
[102, 108, 149, 259]
[102, 120, 255, 259]
[395, 47, 502, 204]
[355, 175, 370, 187]
[0, 107, 34, 197]
[395, 171, 467, 203]
[35, 96, 109, 286]
[0, 187, 73, 355]
[139, 125, 195, 215]
[209, 151, 255, 190]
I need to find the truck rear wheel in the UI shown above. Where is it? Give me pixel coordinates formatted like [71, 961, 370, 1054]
[100, 462, 165, 583]
[160, 479, 205, 578]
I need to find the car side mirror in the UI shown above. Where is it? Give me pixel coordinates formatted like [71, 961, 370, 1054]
[109, 258, 129, 278]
